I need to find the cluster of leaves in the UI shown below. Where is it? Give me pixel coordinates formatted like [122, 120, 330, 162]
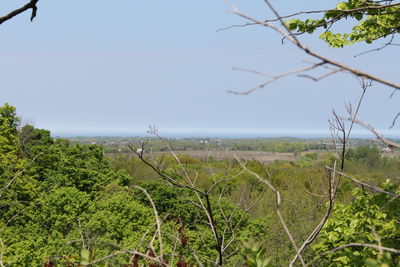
[285, 0, 400, 47]
[313, 180, 400, 266]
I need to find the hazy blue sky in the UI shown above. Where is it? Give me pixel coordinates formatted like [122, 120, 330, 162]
[1, 0, 399, 137]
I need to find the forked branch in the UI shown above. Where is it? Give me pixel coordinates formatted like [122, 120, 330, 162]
[226, 1, 400, 94]
[0, 0, 39, 25]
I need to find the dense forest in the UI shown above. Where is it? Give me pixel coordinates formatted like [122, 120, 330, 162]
[1, 103, 399, 266]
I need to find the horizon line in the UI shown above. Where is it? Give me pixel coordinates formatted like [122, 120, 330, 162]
[49, 127, 400, 139]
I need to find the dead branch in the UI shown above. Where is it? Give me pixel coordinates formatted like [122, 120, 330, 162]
[354, 34, 400, 57]
[133, 186, 164, 260]
[290, 162, 338, 266]
[326, 167, 400, 197]
[320, 242, 400, 256]
[389, 112, 400, 129]
[235, 156, 306, 267]
[0, 238, 4, 267]
[228, 64, 324, 95]
[297, 69, 343, 82]
[346, 116, 400, 149]
[0, 0, 39, 25]
[132, 128, 226, 265]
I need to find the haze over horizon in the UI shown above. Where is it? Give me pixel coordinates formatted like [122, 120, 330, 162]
[1, 1, 399, 137]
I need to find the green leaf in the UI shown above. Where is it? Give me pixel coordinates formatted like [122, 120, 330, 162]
[286, 19, 298, 30]
[355, 13, 363, 21]
[333, 256, 350, 264]
[336, 2, 347, 10]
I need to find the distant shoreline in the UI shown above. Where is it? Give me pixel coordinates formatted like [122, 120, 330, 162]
[54, 132, 399, 140]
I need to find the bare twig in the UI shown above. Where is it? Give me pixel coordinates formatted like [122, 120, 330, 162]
[290, 162, 338, 266]
[263, 2, 400, 23]
[0, 0, 39, 25]
[297, 69, 342, 82]
[235, 156, 306, 267]
[347, 116, 400, 149]
[228, 64, 325, 95]
[0, 238, 4, 267]
[134, 186, 164, 260]
[320, 242, 400, 255]
[226, 1, 400, 93]
[326, 167, 400, 197]
[132, 128, 225, 265]
[389, 112, 400, 129]
[354, 34, 400, 57]
[0, 202, 41, 231]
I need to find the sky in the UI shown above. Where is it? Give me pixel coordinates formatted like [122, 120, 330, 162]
[1, 0, 399, 137]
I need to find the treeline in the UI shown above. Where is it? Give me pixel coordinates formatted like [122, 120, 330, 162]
[72, 136, 331, 154]
[1, 103, 400, 266]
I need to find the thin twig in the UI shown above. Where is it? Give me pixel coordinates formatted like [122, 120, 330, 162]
[326, 167, 400, 197]
[235, 156, 306, 267]
[347, 116, 400, 149]
[354, 34, 400, 57]
[0, 152, 43, 199]
[227, 1, 400, 93]
[389, 112, 400, 129]
[134, 186, 164, 259]
[289, 162, 337, 266]
[228, 62, 325, 95]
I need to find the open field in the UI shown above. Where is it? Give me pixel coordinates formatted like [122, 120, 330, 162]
[106, 150, 298, 164]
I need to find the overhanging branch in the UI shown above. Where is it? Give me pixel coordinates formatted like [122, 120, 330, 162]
[0, 0, 39, 25]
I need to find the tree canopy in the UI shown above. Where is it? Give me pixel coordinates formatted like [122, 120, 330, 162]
[286, 1, 400, 47]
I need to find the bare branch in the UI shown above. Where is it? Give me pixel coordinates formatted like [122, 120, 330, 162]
[320, 242, 400, 256]
[354, 34, 400, 57]
[290, 162, 338, 266]
[348, 116, 400, 149]
[227, 1, 400, 93]
[298, 69, 343, 82]
[0, 238, 4, 267]
[133, 186, 164, 259]
[217, 22, 257, 32]
[389, 112, 400, 129]
[326, 167, 400, 197]
[235, 156, 306, 267]
[0, 0, 39, 25]
[132, 128, 224, 265]
[228, 63, 325, 95]
[262, 2, 400, 23]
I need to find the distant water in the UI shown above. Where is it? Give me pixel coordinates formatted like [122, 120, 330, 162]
[52, 128, 400, 139]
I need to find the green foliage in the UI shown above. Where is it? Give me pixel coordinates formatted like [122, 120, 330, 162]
[313, 180, 400, 266]
[346, 145, 381, 167]
[285, 1, 400, 47]
[19, 125, 54, 158]
[0, 103, 19, 158]
[243, 240, 272, 267]
[1, 104, 399, 265]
